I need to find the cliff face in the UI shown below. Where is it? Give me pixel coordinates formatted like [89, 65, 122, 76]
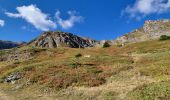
[143, 20, 170, 38]
[0, 40, 20, 49]
[112, 19, 170, 45]
[31, 31, 98, 48]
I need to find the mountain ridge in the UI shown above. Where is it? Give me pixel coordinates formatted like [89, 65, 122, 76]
[1, 19, 170, 49]
[112, 19, 170, 45]
[0, 40, 21, 49]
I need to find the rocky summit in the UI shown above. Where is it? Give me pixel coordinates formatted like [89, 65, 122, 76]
[0, 40, 20, 49]
[112, 19, 170, 45]
[31, 31, 97, 48]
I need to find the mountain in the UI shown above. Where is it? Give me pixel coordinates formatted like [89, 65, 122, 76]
[30, 31, 98, 48]
[30, 19, 170, 48]
[0, 40, 20, 49]
[2, 19, 170, 49]
[112, 19, 170, 45]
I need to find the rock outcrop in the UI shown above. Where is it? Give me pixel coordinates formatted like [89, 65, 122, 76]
[0, 49, 34, 62]
[4, 72, 22, 83]
[0, 40, 20, 49]
[112, 19, 170, 45]
[31, 31, 98, 48]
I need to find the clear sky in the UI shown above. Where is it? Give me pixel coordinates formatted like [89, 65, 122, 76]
[0, 0, 170, 42]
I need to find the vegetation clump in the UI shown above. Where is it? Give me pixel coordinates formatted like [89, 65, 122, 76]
[160, 35, 170, 41]
[75, 53, 82, 58]
[70, 53, 82, 68]
[103, 42, 111, 48]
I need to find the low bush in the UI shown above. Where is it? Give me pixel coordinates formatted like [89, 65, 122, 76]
[75, 53, 82, 58]
[103, 42, 111, 48]
[160, 35, 170, 41]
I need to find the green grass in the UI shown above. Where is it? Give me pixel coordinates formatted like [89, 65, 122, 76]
[135, 51, 170, 80]
[128, 81, 170, 100]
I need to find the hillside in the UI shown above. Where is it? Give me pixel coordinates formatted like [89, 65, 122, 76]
[0, 38, 170, 99]
[113, 19, 170, 45]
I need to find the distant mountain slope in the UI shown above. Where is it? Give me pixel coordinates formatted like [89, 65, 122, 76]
[31, 31, 98, 48]
[112, 19, 170, 45]
[0, 40, 20, 49]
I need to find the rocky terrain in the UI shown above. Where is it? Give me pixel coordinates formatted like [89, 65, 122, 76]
[31, 31, 98, 48]
[0, 40, 20, 49]
[112, 19, 170, 45]
[0, 48, 34, 62]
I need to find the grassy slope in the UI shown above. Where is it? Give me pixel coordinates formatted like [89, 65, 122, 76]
[0, 40, 170, 100]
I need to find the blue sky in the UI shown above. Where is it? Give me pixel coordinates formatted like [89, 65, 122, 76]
[0, 0, 170, 42]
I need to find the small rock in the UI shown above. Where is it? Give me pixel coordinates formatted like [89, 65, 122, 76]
[84, 55, 91, 58]
[4, 72, 22, 83]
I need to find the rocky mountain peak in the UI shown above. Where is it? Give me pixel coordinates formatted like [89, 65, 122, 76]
[32, 31, 97, 48]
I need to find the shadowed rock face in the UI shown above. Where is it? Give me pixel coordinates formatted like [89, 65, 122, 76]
[0, 40, 19, 49]
[32, 31, 97, 48]
[112, 19, 170, 45]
